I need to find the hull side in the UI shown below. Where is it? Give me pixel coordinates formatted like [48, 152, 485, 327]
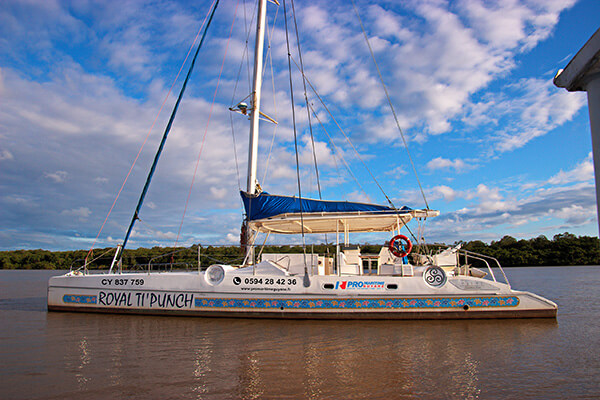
[47, 304, 556, 319]
[48, 271, 557, 320]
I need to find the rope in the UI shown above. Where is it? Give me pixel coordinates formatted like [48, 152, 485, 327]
[81, 246, 115, 270]
[173, 0, 240, 248]
[351, 0, 429, 209]
[84, 1, 217, 264]
[121, 0, 220, 253]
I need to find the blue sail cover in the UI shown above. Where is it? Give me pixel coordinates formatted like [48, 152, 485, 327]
[241, 191, 411, 221]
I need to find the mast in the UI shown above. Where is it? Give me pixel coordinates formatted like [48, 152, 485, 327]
[246, 0, 267, 194]
[242, 0, 267, 265]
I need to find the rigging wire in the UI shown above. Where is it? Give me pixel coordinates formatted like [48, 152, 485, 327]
[84, 0, 217, 265]
[173, 0, 241, 248]
[120, 0, 221, 253]
[282, 0, 307, 259]
[351, 0, 429, 210]
[290, 0, 322, 201]
[261, 6, 280, 185]
[229, 112, 242, 192]
[229, 0, 257, 193]
[289, 55, 396, 210]
[308, 103, 370, 198]
[246, 0, 258, 95]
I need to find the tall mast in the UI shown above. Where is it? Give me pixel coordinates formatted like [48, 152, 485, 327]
[246, 0, 267, 194]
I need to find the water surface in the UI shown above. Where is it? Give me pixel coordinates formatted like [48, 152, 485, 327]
[0, 267, 599, 399]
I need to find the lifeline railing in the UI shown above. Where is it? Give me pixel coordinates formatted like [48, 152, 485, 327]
[72, 244, 245, 274]
[457, 249, 510, 286]
[71, 243, 510, 284]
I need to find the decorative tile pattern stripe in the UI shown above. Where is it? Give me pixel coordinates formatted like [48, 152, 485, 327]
[63, 294, 97, 304]
[194, 296, 519, 310]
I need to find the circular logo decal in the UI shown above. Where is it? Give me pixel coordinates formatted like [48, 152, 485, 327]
[233, 276, 241, 285]
[423, 266, 447, 288]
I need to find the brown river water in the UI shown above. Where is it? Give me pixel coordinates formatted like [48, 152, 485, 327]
[0, 267, 599, 399]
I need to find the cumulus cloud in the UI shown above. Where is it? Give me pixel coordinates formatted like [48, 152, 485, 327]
[424, 180, 596, 243]
[94, 177, 109, 184]
[44, 171, 68, 183]
[547, 153, 594, 185]
[210, 187, 227, 200]
[431, 185, 459, 202]
[484, 78, 586, 153]
[385, 165, 407, 177]
[61, 207, 91, 219]
[0, 0, 591, 250]
[549, 204, 594, 225]
[426, 157, 468, 172]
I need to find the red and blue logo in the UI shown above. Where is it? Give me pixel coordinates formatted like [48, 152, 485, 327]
[335, 281, 385, 290]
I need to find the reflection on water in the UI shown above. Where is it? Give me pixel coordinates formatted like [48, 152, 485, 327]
[2, 268, 599, 399]
[34, 313, 558, 400]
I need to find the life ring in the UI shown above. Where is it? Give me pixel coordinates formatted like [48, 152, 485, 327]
[389, 234, 412, 258]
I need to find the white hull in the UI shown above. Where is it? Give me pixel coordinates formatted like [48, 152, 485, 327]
[48, 269, 557, 319]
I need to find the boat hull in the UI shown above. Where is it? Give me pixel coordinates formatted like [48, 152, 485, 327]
[48, 304, 556, 319]
[47, 271, 557, 319]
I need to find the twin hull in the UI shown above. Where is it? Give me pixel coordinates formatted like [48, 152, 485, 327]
[47, 270, 557, 319]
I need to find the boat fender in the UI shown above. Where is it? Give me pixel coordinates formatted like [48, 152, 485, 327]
[389, 234, 412, 258]
[303, 271, 311, 288]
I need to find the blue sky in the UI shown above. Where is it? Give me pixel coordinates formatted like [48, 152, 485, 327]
[1, 0, 599, 251]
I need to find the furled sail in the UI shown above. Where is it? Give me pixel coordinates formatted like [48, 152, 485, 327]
[241, 191, 438, 234]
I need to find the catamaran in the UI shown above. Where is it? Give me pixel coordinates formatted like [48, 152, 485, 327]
[48, 0, 557, 319]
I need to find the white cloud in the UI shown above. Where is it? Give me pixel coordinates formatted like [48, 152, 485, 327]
[3, 195, 36, 207]
[0, 0, 592, 250]
[346, 190, 372, 204]
[488, 78, 586, 152]
[547, 153, 594, 185]
[44, 170, 68, 183]
[210, 187, 227, 200]
[432, 185, 459, 202]
[61, 207, 91, 219]
[155, 230, 177, 240]
[426, 157, 468, 172]
[478, 190, 511, 214]
[0, 149, 13, 160]
[94, 177, 109, 184]
[460, 0, 576, 51]
[549, 204, 595, 225]
[424, 179, 597, 243]
[385, 165, 407, 177]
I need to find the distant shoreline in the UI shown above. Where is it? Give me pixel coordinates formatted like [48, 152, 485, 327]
[1, 232, 598, 270]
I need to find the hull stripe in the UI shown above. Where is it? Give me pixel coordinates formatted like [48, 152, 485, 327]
[63, 294, 98, 304]
[194, 296, 519, 310]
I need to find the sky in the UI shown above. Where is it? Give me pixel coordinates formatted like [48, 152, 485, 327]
[1, 0, 599, 251]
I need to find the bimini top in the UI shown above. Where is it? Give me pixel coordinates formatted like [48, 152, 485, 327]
[241, 191, 439, 234]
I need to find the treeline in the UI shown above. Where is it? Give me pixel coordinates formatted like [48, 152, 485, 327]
[0, 232, 598, 270]
[460, 233, 600, 267]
